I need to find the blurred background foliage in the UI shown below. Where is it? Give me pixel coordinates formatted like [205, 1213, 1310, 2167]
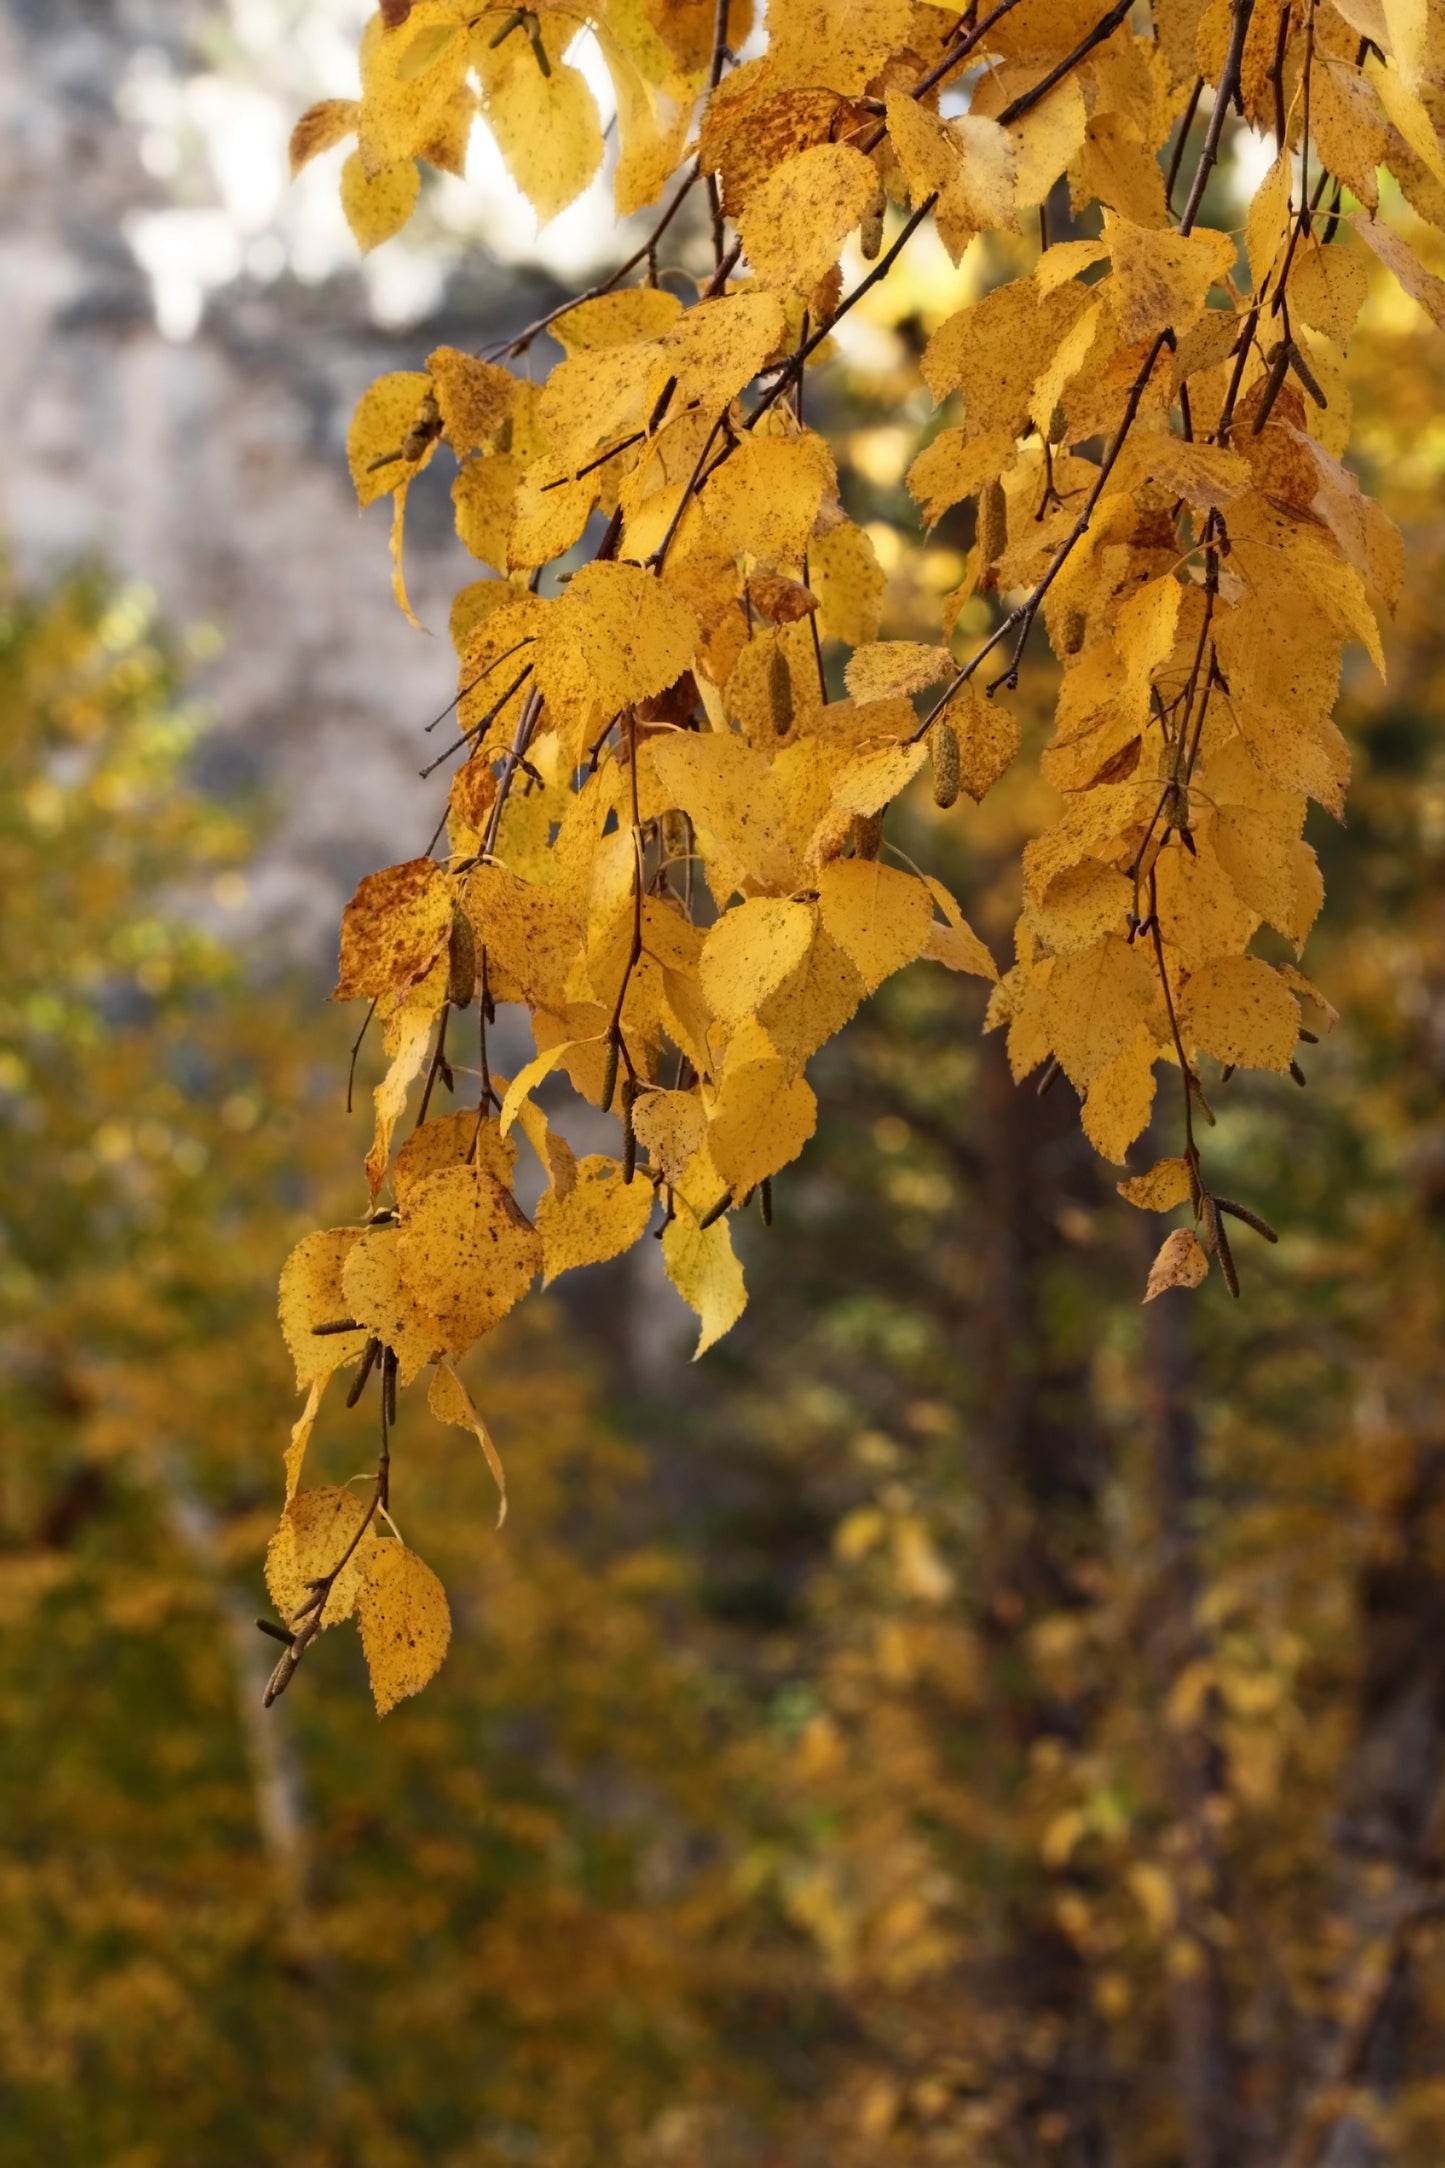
[6, 46, 1445, 2168]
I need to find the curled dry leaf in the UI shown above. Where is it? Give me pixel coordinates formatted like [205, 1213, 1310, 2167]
[1143, 1229, 1210, 1303]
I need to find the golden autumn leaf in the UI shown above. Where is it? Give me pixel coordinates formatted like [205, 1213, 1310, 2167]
[340, 152, 420, 252]
[356, 1542, 452, 1715]
[428, 1359, 508, 1524]
[631, 1087, 707, 1181]
[278, 1228, 369, 1387]
[534, 562, 698, 724]
[1117, 1158, 1195, 1212]
[536, 1153, 656, 1284]
[700, 898, 815, 1027]
[341, 1223, 446, 1384]
[347, 371, 435, 507]
[662, 1209, 747, 1357]
[290, 97, 358, 175]
[816, 860, 933, 995]
[426, 346, 515, 453]
[845, 643, 955, 702]
[266, 1487, 382, 1629]
[334, 858, 453, 1003]
[1178, 956, 1300, 1074]
[396, 1165, 542, 1358]
[738, 142, 879, 295]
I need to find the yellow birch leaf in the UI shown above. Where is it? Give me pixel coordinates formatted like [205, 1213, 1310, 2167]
[1195, 737, 1308, 932]
[429, 1358, 508, 1524]
[279, 1228, 369, 1387]
[1247, 152, 1293, 289]
[596, 23, 695, 219]
[921, 875, 999, 982]
[1118, 1157, 1195, 1211]
[1351, 209, 1445, 327]
[356, 1542, 452, 1715]
[265, 1486, 382, 1628]
[426, 346, 514, 453]
[1029, 859, 1133, 955]
[816, 859, 933, 993]
[450, 577, 512, 655]
[389, 476, 421, 627]
[1104, 214, 1235, 345]
[1114, 575, 1182, 708]
[1004, 76, 1087, 209]
[701, 897, 815, 1026]
[655, 291, 789, 412]
[553, 288, 684, 354]
[397, 1165, 542, 1357]
[536, 1154, 656, 1284]
[766, 0, 912, 97]
[1144, 1228, 1209, 1301]
[1042, 933, 1157, 1090]
[1288, 235, 1370, 342]
[1081, 1025, 1157, 1164]
[631, 1088, 706, 1180]
[830, 737, 929, 819]
[690, 434, 829, 567]
[922, 919, 999, 979]
[1213, 593, 1351, 813]
[707, 1056, 817, 1195]
[845, 643, 955, 701]
[418, 83, 474, 177]
[341, 152, 420, 252]
[756, 925, 867, 1075]
[479, 52, 604, 227]
[1178, 955, 1300, 1072]
[463, 865, 582, 1009]
[1312, 57, 1387, 208]
[810, 522, 884, 646]
[923, 276, 1092, 436]
[1372, 60, 1445, 186]
[347, 371, 434, 508]
[662, 1210, 747, 1357]
[365, 991, 438, 1199]
[453, 454, 519, 570]
[1277, 962, 1339, 1031]
[360, 3, 469, 171]
[534, 561, 698, 724]
[738, 141, 878, 294]
[906, 427, 1017, 528]
[1080, 112, 1168, 228]
[507, 463, 599, 570]
[645, 730, 794, 898]
[392, 1108, 516, 1202]
[334, 857, 452, 1002]
[290, 98, 358, 175]
[1380, 0, 1429, 91]
[341, 1223, 446, 1383]
[1130, 432, 1250, 512]
[1153, 835, 1259, 971]
[283, 1375, 327, 1502]
[884, 95, 1015, 261]
[539, 342, 658, 471]
[951, 681, 1020, 801]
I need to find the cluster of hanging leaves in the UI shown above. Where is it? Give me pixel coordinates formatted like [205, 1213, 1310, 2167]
[273, 0, 1445, 1709]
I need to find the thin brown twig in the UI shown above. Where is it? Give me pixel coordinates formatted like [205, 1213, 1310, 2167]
[1178, 0, 1258, 234]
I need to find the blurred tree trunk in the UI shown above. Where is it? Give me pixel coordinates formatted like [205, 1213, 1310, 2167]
[1142, 1276, 1238, 2168]
[1294, 1445, 1445, 2168]
[975, 1033, 1114, 2165]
